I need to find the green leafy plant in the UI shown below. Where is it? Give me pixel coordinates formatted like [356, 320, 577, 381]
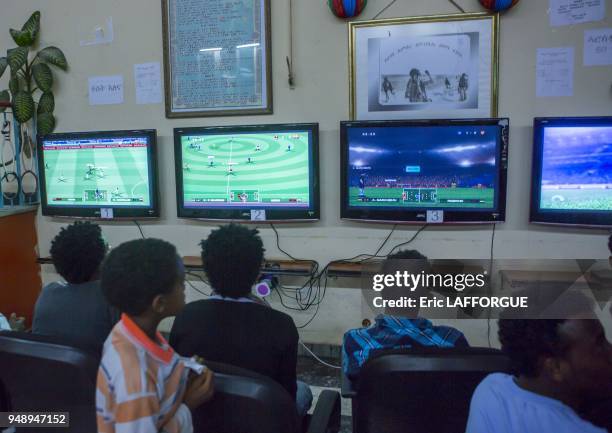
[0, 11, 68, 153]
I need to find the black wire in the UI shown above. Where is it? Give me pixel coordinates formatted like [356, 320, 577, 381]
[269, 224, 427, 328]
[297, 296, 321, 328]
[371, 224, 397, 258]
[269, 223, 300, 261]
[386, 224, 429, 256]
[185, 271, 211, 297]
[186, 270, 210, 286]
[487, 223, 496, 347]
[134, 220, 145, 239]
[185, 279, 210, 297]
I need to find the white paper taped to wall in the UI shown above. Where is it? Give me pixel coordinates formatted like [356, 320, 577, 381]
[89, 75, 124, 105]
[80, 16, 114, 46]
[549, 0, 605, 27]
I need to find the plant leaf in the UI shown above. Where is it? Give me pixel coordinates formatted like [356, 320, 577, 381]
[32, 63, 53, 92]
[13, 91, 34, 123]
[9, 75, 20, 96]
[21, 11, 40, 42]
[37, 112, 55, 136]
[0, 58, 7, 79]
[10, 28, 34, 47]
[0, 90, 9, 113]
[7, 47, 29, 73]
[38, 92, 54, 114]
[37, 47, 68, 71]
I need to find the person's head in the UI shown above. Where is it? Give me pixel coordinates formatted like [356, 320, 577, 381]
[50, 221, 107, 284]
[200, 223, 264, 298]
[409, 68, 420, 78]
[101, 238, 185, 319]
[380, 249, 430, 318]
[498, 297, 612, 403]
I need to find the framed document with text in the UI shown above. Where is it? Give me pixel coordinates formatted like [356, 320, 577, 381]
[162, 0, 272, 118]
[349, 13, 499, 120]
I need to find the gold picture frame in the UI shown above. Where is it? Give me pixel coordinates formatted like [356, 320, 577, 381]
[161, 0, 273, 118]
[349, 12, 499, 120]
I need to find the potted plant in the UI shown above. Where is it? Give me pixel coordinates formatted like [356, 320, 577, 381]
[0, 11, 68, 157]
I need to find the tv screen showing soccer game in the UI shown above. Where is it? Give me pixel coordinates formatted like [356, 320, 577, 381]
[530, 117, 612, 227]
[341, 119, 509, 223]
[174, 123, 319, 221]
[38, 130, 159, 218]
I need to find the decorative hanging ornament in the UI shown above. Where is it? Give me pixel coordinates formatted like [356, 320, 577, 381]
[479, 0, 520, 12]
[328, 0, 367, 19]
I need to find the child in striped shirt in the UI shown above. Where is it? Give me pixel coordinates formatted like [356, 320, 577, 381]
[97, 238, 214, 433]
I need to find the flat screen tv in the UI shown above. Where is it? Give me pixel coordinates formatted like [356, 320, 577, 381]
[174, 123, 319, 221]
[37, 129, 159, 218]
[340, 118, 509, 224]
[530, 117, 612, 228]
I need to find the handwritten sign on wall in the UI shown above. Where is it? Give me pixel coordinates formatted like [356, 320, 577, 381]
[584, 28, 612, 66]
[88, 75, 124, 105]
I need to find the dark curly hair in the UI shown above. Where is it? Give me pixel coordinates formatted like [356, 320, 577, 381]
[50, 221, 106, 284]
[101, 238, 182, 316]
[498, 292, 595, 377]
[498, 319, 568, 377]
[383, 249, 430, 273]
[200, 224, 264, 298]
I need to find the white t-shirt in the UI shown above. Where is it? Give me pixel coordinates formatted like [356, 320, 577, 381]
[466, 373, 606, 433]
[0, 313, 10, 330]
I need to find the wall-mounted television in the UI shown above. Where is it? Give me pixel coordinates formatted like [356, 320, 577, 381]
[340, 118, 509, 224]
[530, 117, 612, 228]
[37, 129, 160, 219]
[174, 123, 319, 221]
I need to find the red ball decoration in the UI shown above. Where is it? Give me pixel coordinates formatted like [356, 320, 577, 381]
[328, 0, 367, 19]
[479, 0, 519, 12]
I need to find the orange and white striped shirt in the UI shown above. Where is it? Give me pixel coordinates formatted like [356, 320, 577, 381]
[96, 314, 192, 433]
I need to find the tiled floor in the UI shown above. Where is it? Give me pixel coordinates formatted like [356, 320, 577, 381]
[297, 355, 353, 433]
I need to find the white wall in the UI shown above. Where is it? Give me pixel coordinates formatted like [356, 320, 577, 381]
[3, 0, 611, 346]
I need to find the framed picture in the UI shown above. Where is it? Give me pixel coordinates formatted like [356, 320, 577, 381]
[162, 0, 272, 118]
[349, 13, 499, 120]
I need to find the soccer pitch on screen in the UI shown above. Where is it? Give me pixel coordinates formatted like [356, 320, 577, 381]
[349, 187, 494, 208]
[43, 146, 151, 207]
[540, 188, 612, 211]
[181, 132, 311, 206]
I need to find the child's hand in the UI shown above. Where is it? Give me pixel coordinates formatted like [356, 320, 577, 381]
[9, 313, 25, 331]
[183, 368, 214, 410]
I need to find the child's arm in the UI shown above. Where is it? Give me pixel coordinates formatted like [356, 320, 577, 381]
[183, 368, 214, 410]
[97, 363, 196, 433]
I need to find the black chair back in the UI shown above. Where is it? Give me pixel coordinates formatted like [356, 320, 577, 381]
[0, 331, 99, 433]
[193, 361, 299, 433]
[354, 347, 511, 433]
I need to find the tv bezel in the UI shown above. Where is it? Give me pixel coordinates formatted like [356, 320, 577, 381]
[37, 129, 160, 219]
[340, 118, 509, 224]
[530, 116, 612, 228]
[174, 123, 320, 222]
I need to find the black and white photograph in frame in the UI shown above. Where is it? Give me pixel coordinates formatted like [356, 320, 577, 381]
[349, 13, 499, 120]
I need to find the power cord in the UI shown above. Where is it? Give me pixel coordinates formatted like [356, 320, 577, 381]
[134, 220, 145, 238]
[387, 224, 428, 256]
[266, 224, 428, 329]
[299, 340, 341, 369]
[269, 223, 302, 261]
[487, 223, 496, 347]
[185, 271, 211, 297]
